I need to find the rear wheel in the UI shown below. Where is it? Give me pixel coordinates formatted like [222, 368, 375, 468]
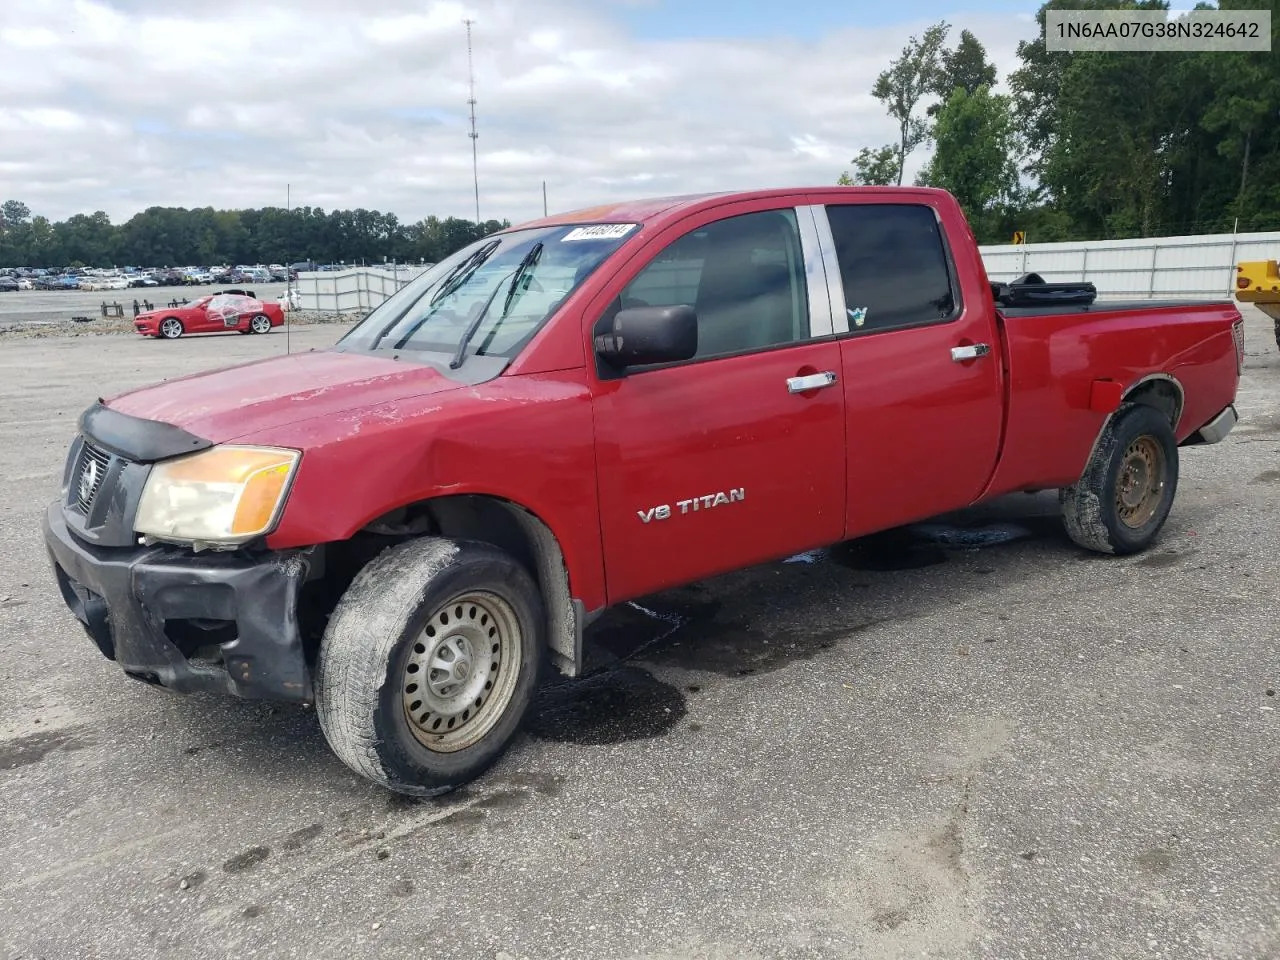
[249, 314, 272, 334]
[1060, 403, 1179, 555]
[315, 537, 544, 796]
[159, 317, 184, 339]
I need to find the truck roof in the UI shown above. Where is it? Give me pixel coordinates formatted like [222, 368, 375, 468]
[508, 186, 954, 232]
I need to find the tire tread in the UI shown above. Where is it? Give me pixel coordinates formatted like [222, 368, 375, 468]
[1059, 402, 1177, 556]
[315, 537, 461, 791]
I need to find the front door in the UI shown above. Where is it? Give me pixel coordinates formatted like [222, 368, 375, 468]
[590, 204, 847, 603]
[820, 200, 1004, 537]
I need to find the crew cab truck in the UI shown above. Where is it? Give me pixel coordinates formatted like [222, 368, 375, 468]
[43, 187, 1245, 796]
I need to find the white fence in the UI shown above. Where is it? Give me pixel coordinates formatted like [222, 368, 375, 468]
[295, 265, 432, 313]
[979, 230, 1280, 300]
[292, 231, 1280, 312]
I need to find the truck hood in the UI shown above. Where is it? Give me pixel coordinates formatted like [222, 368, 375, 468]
[106, 350, 464, 443]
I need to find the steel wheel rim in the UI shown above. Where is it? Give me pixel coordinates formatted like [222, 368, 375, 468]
[161, 319, 182, 338]
[251, 315, 270, 333]
[1116, 436, 1165, 528]
[402, 591, 521, 753]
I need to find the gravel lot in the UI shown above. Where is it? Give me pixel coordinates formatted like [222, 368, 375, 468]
[1, 310, 1277, 960]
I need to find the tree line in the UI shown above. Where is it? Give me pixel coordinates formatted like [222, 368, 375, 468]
[841, 0, 1280, 243]
[0, 199, 511, 270]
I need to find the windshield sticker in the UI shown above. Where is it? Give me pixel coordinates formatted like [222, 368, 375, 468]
[848, 306, 868, 327]
[561, 224, 637, 242]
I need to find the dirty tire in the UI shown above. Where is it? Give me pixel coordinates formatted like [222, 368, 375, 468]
[1059, 402, 1178, 555]
[315, 537, 543, 797]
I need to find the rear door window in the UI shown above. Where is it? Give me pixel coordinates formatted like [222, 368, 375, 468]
[824, 204, 959, 334]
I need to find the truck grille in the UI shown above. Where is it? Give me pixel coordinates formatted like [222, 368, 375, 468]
[73, 442, 113, 514]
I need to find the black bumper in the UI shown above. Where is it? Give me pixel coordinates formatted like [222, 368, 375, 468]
[43, 500, 314, 702]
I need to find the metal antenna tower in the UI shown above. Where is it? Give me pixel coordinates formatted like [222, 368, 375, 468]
[464, 18, 480, 224]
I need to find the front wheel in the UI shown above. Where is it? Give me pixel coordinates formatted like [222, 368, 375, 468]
[159, 317, 184, 339]
[1060, 403, 1179, 555]
[315, 537, 544, 796]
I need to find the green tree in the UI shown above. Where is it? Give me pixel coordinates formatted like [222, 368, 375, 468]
[928, 29, 998, 115]
[0, 200, 33, 265]
[871, 21, 951, 185]
[917, 86, 1021, 240]
[837, 145, 901, 186]
[1, 200, 30, 228]
[1201, 0, 1280, 220]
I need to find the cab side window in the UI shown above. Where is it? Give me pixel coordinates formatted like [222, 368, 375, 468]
[825, 204, 959, 334]
[609, 208, 811, 360]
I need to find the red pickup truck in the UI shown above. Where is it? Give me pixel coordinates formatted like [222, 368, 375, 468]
[43, 187, 1244, 796]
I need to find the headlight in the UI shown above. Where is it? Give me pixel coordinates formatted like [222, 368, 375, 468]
[135, 445, 300, 547]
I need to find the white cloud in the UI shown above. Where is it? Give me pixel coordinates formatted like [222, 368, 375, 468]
[0, 0, 1039, 225]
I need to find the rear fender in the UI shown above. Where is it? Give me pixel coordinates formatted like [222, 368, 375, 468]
[1079, 373, 1185, 473]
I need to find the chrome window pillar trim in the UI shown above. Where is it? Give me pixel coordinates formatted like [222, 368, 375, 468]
[796, 204, 837, 338]
[805, 203, 849, 334]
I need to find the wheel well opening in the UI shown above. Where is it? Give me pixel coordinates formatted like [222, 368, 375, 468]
[302, 496, 580, 677]
[1124, 377, 1183, 430]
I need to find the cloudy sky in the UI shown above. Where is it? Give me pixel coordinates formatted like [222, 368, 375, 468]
[0, 0, 1041, 227]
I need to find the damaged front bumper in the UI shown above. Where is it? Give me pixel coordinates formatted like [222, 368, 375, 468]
[43, 500, 314, 702]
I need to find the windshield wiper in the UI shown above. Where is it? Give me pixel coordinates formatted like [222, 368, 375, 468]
[430, 239, 501, 306]
[449, 242, 543, 370]
[500, 241, 543, 319]
[382, 239, 504, 351]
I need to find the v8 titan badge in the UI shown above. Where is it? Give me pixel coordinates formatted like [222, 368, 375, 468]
[638, 488, 746, 523]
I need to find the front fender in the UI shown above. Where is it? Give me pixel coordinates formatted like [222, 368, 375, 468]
[250, 370, 606, 611]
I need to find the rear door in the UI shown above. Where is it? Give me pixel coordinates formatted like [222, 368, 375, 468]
[816, 199, 1003, 537]
[589, 202, 847, 602]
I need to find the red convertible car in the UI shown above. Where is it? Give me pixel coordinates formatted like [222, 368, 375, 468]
[134, 293, 284, 339]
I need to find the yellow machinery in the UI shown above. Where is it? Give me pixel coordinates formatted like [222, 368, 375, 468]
[1235, 260, 1280, 350]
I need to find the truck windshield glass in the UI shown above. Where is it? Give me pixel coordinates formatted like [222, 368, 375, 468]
[336, 224, 638, 363]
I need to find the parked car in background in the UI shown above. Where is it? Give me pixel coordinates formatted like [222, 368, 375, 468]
[133, 292, 285, 338]
[17, 277, 33, 290]
[130, 275, 160, 288]
[0, 276, 18, 292]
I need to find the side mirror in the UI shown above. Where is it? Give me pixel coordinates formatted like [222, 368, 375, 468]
[594, 304, 698, 368]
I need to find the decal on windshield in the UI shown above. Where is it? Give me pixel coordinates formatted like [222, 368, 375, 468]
[562, 224, 637, 242]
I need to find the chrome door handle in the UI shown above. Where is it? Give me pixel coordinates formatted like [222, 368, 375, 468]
[951, 343, 991, 362]
[787, 371, 838, 393]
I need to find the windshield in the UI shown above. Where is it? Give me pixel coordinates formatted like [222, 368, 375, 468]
[335, 223, 638, 364]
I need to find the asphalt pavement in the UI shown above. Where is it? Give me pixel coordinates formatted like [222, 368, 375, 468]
[0, 310, 1277, 960]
